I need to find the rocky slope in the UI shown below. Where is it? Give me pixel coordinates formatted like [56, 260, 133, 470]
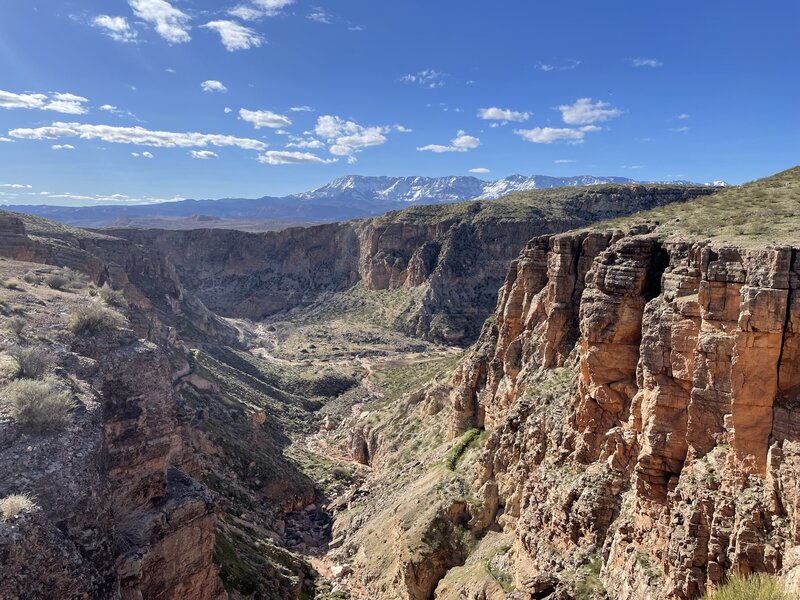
[443, 169, 800, 598]
[110, 184, 714, 345]
[0, 214, 229, 599]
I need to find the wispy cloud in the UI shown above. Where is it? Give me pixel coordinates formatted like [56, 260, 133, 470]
[0, 183, 32, 189]
[400, 69, 446, 89]
[92, 15, 138, 43]
[258, 150, 335, 165]
[239, 108, 292, 128]
[670, 126, 690, 133]
[290, 105, 314, 112]
[52, 144, 75, 150]
[629, 57, 663, 68]
[534, 58, 581, 72]
[469, 167, 490, 174]
[559, 98, 622, 125]
[307, 7, 333, 24]
[10, 122, 267, 151]
[417, 130, 480, 153]
[229, 0, 294, 20]
[676, 113, 690, 120]
[131, 151, 154, 158]
[514, 125, 600, 144]
[201, 80, 228, 93]
[202, 20, 263, 51]
[553, 159, 575, 164]
[128, 0, 191, 44]
[0, 90, 89, 115]
[190, 150, 218, 159]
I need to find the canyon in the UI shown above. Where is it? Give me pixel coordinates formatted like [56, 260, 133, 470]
[1, 168, 799, 600]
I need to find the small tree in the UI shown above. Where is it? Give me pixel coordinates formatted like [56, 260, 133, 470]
[44, 273, 70, 290]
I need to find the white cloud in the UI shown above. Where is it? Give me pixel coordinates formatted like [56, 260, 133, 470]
[621, 165, 645, 169]
[285, 138, 325, 149]
[400, 69, 446, 88]
[307, 7, 333, 24]
[0, 137, 13, 142]
[128, 0, 191, 44]
[514, 125, 600, 144]
[0, 90, 89, 114]
[477, 107, 530, 123]
[469, 167, 490, 174]
[201, 80, 228, 93]
[314, 115, 390, 163]
[190, 150, 218, 159]
[202, 20, 263, 51]
[240, 108, 292, 129]
[417, 130, 480, 153]
[52, 144, 75, 150]
[131, 150, 154, 158]
[553, 159, 575, 164]
[258, 150, 335, 165]
[165, 68, 176, 73]
[676, 113, 690, 120]
[0, 183, 32, 189]
[671, 126, 690, 133]
[290, 105, 314, 112]
[92, 15, 138, 43]
[224, 107, 232, 113]
[558, 98, 622, 125]
[630, 57, 663, 68]
[535, 58, 580, 72]
[100, 104, 117, 112]
[10, 121, 267, 151]
[229, 0, 293, 20]
[394, 124, 412, 133]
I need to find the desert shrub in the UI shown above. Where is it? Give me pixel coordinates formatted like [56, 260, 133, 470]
[701, 573, 788, 600]
[1, 377, 72, 432]
[62, 268, 88, 289]
[69, 304, 125, 335]
[44, 273, 70, 290]
[98, 284, 128, 308]
[8, 345, 53, 379]
[0, 493, 37, 520]
[6, 316, 26, 337]
[2, 279, 23, 290]
[22, 271, 42, 285]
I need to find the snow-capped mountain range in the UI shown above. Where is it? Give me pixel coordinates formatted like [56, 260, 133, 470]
[2, 174, 726, 228]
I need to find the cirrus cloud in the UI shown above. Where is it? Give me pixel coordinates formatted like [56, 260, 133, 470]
[202, 20, 263, 51]
[258, 150, 335, 165]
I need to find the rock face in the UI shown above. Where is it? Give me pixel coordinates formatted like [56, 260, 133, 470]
[450, 227, 800, 599]
[110, 185, 713, 345]
[0, 214, 226, 599]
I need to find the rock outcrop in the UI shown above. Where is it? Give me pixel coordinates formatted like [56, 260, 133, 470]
[110, 185, 713, 345]
[450, 227, 800, 599]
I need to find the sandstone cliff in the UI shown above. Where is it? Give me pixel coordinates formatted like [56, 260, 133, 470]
[448, 223, 800, 599]
[110, 185, 713, 345]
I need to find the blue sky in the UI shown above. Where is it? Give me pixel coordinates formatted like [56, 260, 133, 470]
[1, 0, 798, 205]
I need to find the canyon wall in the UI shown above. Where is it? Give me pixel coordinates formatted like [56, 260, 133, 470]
[450, 226, 800, 598]
[110, 185, 713, 345]
[0, 213, 227, 599]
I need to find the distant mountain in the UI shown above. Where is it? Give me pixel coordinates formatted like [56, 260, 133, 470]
[1, 174, 725, 228]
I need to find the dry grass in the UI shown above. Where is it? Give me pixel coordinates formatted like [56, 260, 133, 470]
[44, 273, 70, 290]
[6, 316, 26, 337]
[0, 493, 37, 520]
[604, 166, 800, 244]
[1, 377, 73, 433]
[98, 283, 128, 308]
[701, 573, 788, 600]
